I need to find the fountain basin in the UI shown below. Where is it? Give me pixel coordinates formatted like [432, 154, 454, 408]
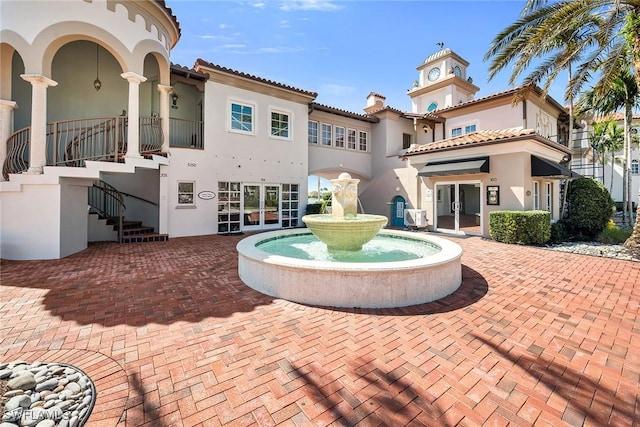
[302, 213, 388, 251]
[237, 229, 462, 308]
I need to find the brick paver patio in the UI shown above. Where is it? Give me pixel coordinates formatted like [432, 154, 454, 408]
[1, 233, 638, 426]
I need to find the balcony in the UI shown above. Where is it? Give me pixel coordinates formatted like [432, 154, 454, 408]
[3, 117, 204, 179]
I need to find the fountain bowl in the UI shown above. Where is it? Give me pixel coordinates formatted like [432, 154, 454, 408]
[237, 229, 462, 309]
[302, 213, 388, 251]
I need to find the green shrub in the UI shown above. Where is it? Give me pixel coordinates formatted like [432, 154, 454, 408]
[565, 177, 614, 240]
[305, 203, 323, 215]
[550, 220, 569, 243]
[597, 220, 632, 244]
[489, 210, 551, 245]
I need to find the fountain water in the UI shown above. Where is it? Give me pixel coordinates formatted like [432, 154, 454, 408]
[236, 173, 462, 308]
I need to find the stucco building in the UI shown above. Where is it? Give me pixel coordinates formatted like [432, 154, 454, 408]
[0, 0, 600, 260]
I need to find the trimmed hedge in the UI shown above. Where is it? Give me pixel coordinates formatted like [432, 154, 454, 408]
[489, 210, 551, 245]
[305, 203, 323, 215]
[565, 178, 614, 240]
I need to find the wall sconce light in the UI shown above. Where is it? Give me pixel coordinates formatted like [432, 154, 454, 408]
[422, 124, 431, 133]
[561, 154, 571, 163]
[171, 93, 179, 109]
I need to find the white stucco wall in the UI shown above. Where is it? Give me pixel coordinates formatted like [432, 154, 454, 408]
[164, 78, 311, 237]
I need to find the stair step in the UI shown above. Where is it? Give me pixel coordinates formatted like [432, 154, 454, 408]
[121, 233, 169, 244]
[122, 226, 155, 236]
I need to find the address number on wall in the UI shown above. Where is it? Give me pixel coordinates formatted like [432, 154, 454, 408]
[187, 163, 197, 167]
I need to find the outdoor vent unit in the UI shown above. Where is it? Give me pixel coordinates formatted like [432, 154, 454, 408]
[404, 209, 428, 228]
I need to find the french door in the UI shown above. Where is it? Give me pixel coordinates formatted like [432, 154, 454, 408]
[434, 181, 482, 235]
[242, 183, 281, 231]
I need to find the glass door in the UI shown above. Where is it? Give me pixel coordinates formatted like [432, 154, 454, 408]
[242, 183, 281, 231]
[434, 181, 482, 235]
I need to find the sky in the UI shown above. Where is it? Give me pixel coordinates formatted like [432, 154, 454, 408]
[165, 0, 571, 192]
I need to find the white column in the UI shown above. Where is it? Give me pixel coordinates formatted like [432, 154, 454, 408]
[21, 74, 57, 174]
[157, 84, 172, 153]
[0, 99, 18, 181]
[120, 71, 147, 158]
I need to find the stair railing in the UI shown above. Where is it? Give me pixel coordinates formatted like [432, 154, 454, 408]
[88, 180, 125, 243]
[2, 127, 30, 179]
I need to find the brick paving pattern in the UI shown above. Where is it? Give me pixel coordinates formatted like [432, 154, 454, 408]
[1, 234, 638, 426]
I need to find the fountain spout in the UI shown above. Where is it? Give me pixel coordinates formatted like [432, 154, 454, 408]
[331, 172, 360, 219]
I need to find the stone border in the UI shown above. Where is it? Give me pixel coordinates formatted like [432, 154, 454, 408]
[0, 350, 127, 426]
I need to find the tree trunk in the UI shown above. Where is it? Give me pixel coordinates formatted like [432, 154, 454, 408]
[624, 23, 640, 253]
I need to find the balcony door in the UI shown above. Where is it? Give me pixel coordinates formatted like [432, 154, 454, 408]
[242, 183, 281, 231]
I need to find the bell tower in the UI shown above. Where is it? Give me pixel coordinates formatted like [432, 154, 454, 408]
[407, 46, 479, 114]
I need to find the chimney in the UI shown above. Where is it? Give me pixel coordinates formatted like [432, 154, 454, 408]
[364, 92, 386, 113]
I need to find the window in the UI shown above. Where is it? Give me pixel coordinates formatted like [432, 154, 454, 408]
[545, 182, 552, 212]
[533, 181, 540, 210]
[335, 126, 345, 148]
[178, 181, 195, 205]
[321, 123, 332, 146]
[452, 127, 462, 137]
[230, 102, 253, 133]
[218, 182, 241, 233]
[632, 159, 639, 175]
[402, 133, 412, 149]
[359, 131, 368, 151]
[308, 121, 318, 144]
[271, 111, 289, 139]
[281, 184, 299, 228]
[465, 124, 477, 133]
[427, 102, 438, 112]
[347, 129, 357, 150]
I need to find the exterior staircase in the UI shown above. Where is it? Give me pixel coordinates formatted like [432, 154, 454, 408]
[118, 219, 168, 243]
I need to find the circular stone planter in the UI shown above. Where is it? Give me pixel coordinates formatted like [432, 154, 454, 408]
[236, 229, 462, 309]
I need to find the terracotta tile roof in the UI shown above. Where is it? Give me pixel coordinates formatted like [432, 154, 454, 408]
[194, 58, 318, 98]
[170, 63, 208, 81]
[594, 112, 640, 122]
[154, 0, 181, 38]
[367, 106, 445, 122]
[434, 84, 566, 114]
[404, 128, 540, 155]
[367, 92, 386, 99]
[310, 103, 379, 123]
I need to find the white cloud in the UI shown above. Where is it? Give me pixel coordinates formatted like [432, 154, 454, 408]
[280, 20, 290, 28]
[279, 0, 343, 12]
[196, 35, 221, 40]
[252, 2, 266, 8]
[220, 44, 248, 49]
[320, 83, 357, 95]
[258, 46, 304, 54]
[218, 24, 230, 29]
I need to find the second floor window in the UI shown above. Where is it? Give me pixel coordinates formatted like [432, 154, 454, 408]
[632, 159, 639, 175]
[347, 129, 357, 150]
[452, 127, 462, 137]
[465, 124, 477, 133]
[402, 133, 412, 149]
[359, 131, 368, 151]
[321, 123, 332, 146]
[308, 121, 318, 144]
[231, 103, 253, 133]
[271, 111, 290, 139]
[335, 126, 345, 148]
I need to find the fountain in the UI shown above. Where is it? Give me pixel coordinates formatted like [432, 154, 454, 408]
[302, 173, 387, 251]
[236, 173, 462, 309]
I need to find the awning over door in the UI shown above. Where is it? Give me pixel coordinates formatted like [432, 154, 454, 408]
[531, 155, 580, 178]
[418, 157, 489, 177]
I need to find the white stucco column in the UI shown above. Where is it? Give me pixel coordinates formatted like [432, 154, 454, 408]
[157, 84, 172, 153]
[0, 99, 18, 181]
[20, 74, 57, 174]
[121, 71, 147, 158]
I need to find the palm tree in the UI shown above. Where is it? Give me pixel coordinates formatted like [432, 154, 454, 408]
[577, 71, 640, 224]
[485, 0, 640, 254]
[587, 119, 624, 193]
